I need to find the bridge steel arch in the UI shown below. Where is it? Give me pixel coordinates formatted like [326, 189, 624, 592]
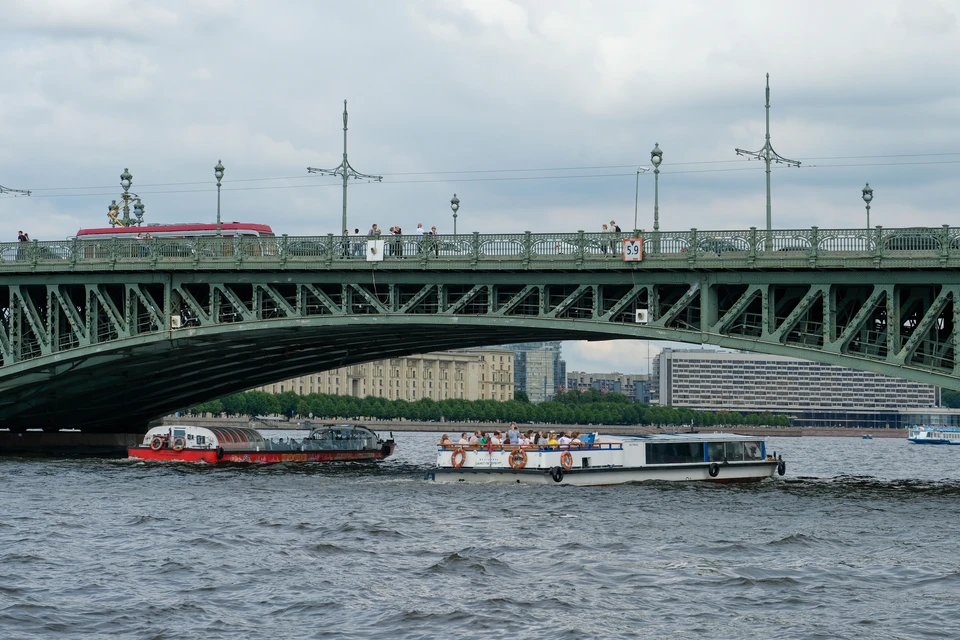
[3, 259, 960, 432]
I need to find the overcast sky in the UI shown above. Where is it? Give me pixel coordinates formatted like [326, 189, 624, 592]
[1, 0, 958, 373]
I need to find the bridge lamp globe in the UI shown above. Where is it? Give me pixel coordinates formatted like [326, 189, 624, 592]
[862, 183, 873, 228]
[120, 168, 132, 193]
[450, 193, 460, 236]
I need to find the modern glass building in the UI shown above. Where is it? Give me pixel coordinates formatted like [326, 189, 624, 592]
[496, 341, 565, 403]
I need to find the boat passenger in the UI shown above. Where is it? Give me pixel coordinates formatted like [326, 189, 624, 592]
[507, 423, 520, 445]
[469, 431, 481, 445]
[490, 432, 501, 445]
[519, 433, 531, 446]
[458, 432, 470, 445]
[570, 432, 582, 448]
[547, 432, 558, 447]
[439, 434, 453, 448]
[558, 432, 572, 446]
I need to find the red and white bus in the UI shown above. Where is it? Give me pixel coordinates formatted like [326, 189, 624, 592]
[74, 222, 274, 239]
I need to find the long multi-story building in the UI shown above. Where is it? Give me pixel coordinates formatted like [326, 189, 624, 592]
[255, 349, 514, 402]
[650, 348, 940, 428]
[566, 371, 651, 403]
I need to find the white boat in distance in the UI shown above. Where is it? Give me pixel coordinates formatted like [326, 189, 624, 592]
[907, 425, 960, 445]
[427, 432, 786, 486]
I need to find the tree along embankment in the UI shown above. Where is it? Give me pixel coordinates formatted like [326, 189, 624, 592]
[180, 388, 791, 429]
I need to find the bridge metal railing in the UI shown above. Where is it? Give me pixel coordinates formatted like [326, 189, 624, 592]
[1, 225, 959, 270]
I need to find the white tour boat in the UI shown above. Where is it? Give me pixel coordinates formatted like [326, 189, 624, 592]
[907, 425, 960, 445]
[426, 432, 785, 485]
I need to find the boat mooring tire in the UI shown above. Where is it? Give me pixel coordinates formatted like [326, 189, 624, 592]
[149, 436, 163, 451]
[509, 449, 528, 470]
[777, 460, 786, 476]
[560, 451, 574, 471]
[172, 436, 186, 452]
[708, 463, 720, 478]
[451, 448, 467, 469]
[215, 447, 224, 461]
[550, 466, 564, 483]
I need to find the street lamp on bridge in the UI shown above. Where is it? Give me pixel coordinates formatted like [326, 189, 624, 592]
[450, 193, 460, 235]
[862, 183, 873, 229]
[651, 143, 663, 252]
[109, 168, 145, 227]
[215, 160, 225, 237]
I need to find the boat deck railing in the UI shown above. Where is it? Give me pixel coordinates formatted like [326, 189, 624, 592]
[438, 442, 622, 451]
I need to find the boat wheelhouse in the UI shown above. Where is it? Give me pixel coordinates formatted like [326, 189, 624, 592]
[128, 424, 395, 463]
[907, 426, 960, 445]
[427, 432, 785, 485]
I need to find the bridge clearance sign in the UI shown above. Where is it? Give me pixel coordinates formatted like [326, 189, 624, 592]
[623, 238, 643, 261]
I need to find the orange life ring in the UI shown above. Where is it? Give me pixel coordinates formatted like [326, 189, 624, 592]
[451, 448, 466, 468]
[560, 451, 574, 470]
[172, 436, 186, 452]
[150, 436, 163, 451]
[509, 448, 528, 469]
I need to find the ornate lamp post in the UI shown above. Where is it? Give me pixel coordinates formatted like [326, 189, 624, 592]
[215, 160, 225, 236]
[450, 193, 460, 235]
[651, 143, 663, 252]
[862, 183, 873, 229]
[111, 168, 144, 227]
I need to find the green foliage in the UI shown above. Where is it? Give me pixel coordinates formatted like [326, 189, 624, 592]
[514, 390, 530, 403]
[185, 389, 792, 427]
[942, 389, 960, 408]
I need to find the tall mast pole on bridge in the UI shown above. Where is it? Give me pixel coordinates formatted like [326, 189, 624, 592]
[0, 184, 31, 196]
[307, 100, 383, 234]
[735, 73, 801, 250]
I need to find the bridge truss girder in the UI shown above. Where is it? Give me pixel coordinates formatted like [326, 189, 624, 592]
[2, 270, 959, 432]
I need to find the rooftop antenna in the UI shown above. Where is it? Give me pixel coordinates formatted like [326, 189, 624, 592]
[0, 184, 31, 196]
[307, 100, 383, 234]
[735, 73, 800, 250]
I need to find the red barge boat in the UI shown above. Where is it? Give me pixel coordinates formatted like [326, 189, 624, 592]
[129, 424, 395, 463]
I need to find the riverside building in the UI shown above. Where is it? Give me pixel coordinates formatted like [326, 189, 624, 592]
[256, 349, 514, 402]
[650, 348, 941, 429]
[566, 372, 651, 403]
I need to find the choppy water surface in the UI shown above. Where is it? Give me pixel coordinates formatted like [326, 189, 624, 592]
[2, 433, 960, 639]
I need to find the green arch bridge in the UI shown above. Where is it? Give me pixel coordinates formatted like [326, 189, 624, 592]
[2, 225, 959, 433]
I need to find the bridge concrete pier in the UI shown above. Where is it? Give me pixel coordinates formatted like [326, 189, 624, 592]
[0, 431, 144, 456]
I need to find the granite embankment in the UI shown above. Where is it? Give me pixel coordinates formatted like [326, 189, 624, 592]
[162, 416, 906, 438]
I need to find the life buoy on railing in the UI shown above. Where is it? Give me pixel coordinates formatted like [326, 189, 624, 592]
[708, 463, 720, 478]
[172, 436, 186, 452]
[550, 466, 564, 483]
[149, 436, 163, 451]
[509, 449, 527, 470]
[777, 460, 786, 476]
[451, 448, 467, 468]
[560, 451, 574, 471]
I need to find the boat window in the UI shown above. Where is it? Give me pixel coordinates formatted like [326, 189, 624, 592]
[707, 442, 725, 461]
[724, 441, 745, 462]
[173, 429, 185, 437]
[646, 442, 704, 464]
[744, 441, 762, 460]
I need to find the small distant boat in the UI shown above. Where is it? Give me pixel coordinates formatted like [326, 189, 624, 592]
[129, 424, 395, 463]
[862, 434, 873, 440]
[907, 425, 960, 445]
[426, 432, 785, 486]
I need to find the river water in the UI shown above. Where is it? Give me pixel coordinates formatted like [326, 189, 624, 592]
[2, 432, 959, 639]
